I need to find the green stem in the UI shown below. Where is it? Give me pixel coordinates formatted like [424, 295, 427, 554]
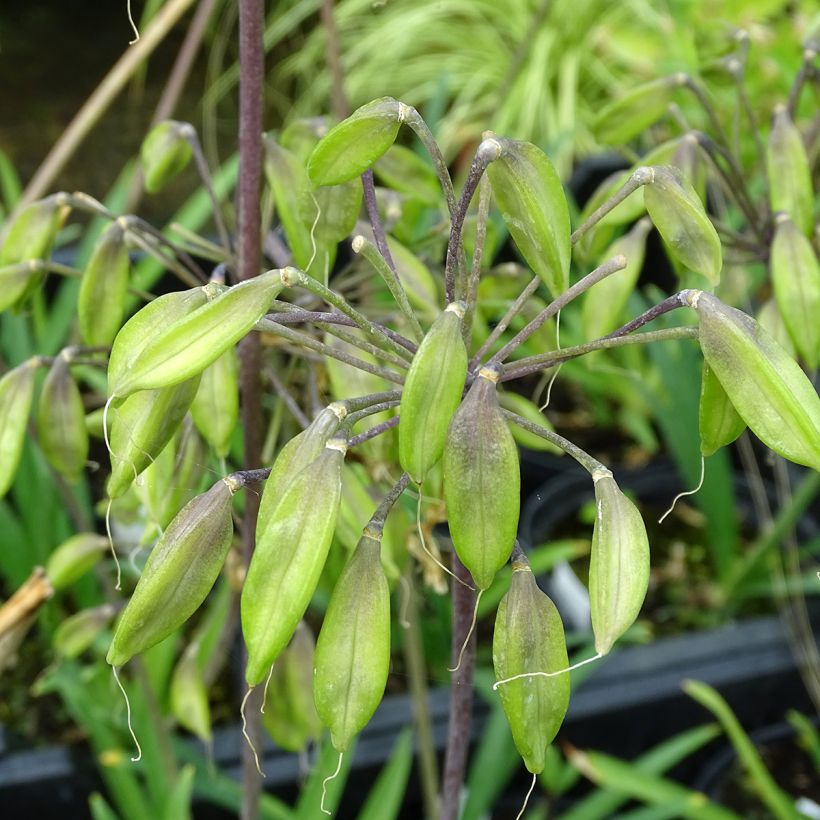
[353, 235, 424, 341]
[404, 107, 457, 222]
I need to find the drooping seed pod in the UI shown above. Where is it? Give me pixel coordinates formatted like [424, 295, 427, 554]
[190, 348, 239, 458]
[110, 271, 282, 398]
[170, 642, 212, 743]
[0, 195, 65, 310]
[594, 75, 685, 145]
[257, 402, 347, 524]
[767, 105, 813, 237]
[141, 120, 193, 194]
[77, 223, 130, 347]
[308, 97, 405, 186]
[262, 622, 322, 752]
[46, 533, 110, 591]
[643, 165, 722, 284]
[688, 290, 820, 471]
[589, 470, 650, 656]
[486, 136, 571, 297]
[699, 364, 745, 457]
[582, 218, 652, 340]
[106, 377, 200, 499]
[242, 438, 346, 685]
[770, 213, 820, 369]
[36, 354, 88, 481]
[314, 531, 390, 752]
[53, 604, 117, 659]
[0, 360, 37, 498]
[443, 367, 520, 590]
[399, 302, 468, 484]
[108, 287, 209, 393]
[106, 476, 236, 667]
[493, 553, 570, 774]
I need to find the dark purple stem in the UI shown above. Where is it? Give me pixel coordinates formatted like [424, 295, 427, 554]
[348, 414, 401, 447]
[237, 0, 265, 815]
[440, 552, 476, 820]
[602, 291, 690, 340]
[362, 169, 398, 273]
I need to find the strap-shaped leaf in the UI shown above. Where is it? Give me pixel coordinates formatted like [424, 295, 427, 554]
[308, 97, 404, 186]
[487, 137, 571, 297]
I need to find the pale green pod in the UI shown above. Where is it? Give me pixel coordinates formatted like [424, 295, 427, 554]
[53, 604, 117, 659]
[689, 290, 820, 471]
[486, 136, 571, 297]
[242, 439, 346, 685]
[106, 477, 236, 666]
[595, 75, 684, 145]
[399, 302, 468, 484]
[644, 165, 722, 284]
[770, 213, 820, 369]
[46, 533, 110, 590]
[263, 622, 323, 752]
[36, 355, 89, 481]
[0, 360, 36, 498]
[314, 532, 390, 752]
[308, 97, 404, 186]
[493, 557, 570, 774]
[582, 218, 651, 340]
[141, 120, 193, 194]
[257, 403, 347, 525]
[170, 643, 211, 743]
[78, 224, 130, 347]
[190, 348, 239, 458]
[589, 471, 650, 656]
[767, 105, 813, 236]
[110, 271, 282, 398]
[443, 367, 520, 590]
[699, 364, 745, 457]
[108, 287, 209, 393]
[107, 377, 200, 499]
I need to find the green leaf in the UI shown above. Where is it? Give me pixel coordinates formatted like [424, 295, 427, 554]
[356, 729, 414, 820]
[89, 793, 121, 820]
[595, 76, 684, 145]
[683, 680, 799, 820]
[294, 736, 356, 819]
[162, 765, 196, 820]
[487, 137, 571, 297]
[308, 98, 403, 186]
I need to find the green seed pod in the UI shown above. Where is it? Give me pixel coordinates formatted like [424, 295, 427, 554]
[594, 75, 684, 145]
[108, 287, 209, 393]
[0, 360, 36, 498]
[53, 604, 117, 659]
[257, 403, 347, 524]
[767, 105, 813, 236]
[308, 97, 405, 186]
[689, 290, 820, 471]
[314, 531, 390, 752]
[36, 354, 89, 481]
[242, 439, 346, 685]
[141, 120, 193, 194]
[756, 299, 795, 358]
[486, 136, 571, 297]
[190, 348, 239, 458]
[374, 144, 440, 206]
[443, 367, 520, 590]
[78, 223, 130, 347]
[589, 470, 650, 656]
[644, 165, 722, 284]
[170, 642, 211, 743]
[497, 392, 561, 455]
[262, 622, 322, 752]
[399, 302, 468, 483]
[46, 533, 110, 591]
[107, 377, 200, 499]
[770, 213, 820, 369]
[699, 364, 745, 457]
[582, 218, 652, 340]
[493, 556, 570, 774]
[106, 477, 236, 667]
[0, 195, 63, 266]
[110, 271, 282, 398]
